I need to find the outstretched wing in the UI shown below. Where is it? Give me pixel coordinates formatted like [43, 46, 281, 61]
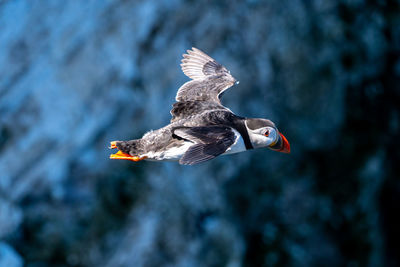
[176, 47, 238, 103]
[170, 48, 238, 122]
[172, 126, 236, 165]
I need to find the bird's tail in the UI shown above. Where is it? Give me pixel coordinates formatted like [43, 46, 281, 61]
[109, 140, 147, 162]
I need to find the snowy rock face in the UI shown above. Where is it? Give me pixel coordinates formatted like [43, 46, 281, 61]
[1, 0, 399, 266]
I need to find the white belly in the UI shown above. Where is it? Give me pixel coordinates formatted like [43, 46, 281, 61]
[222, 130, 246, 155]
[144, 141, 193, 161]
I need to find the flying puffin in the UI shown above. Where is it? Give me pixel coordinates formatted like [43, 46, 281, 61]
[109, 47, 290, 165]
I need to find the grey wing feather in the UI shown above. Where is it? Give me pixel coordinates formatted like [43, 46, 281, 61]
[179, 143, 224, 165]
[176, 47, 237, 104]
[172, 126, 235, 165]
[170, 101, 227, 122]
[181, 47, 227, 80]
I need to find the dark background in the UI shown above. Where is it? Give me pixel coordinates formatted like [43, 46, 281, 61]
[1, 0, 399, 266]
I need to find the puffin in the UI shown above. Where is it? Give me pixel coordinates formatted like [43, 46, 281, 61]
[109, 47, 290, 165]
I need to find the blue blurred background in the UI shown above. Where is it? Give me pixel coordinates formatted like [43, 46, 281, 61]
[1, 0, 399, 266]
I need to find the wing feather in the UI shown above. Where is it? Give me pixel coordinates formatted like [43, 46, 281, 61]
[180, 47, 232, 81]
[172, 126, 236, 165]
[179, 144, 220, 165]
[170, 48, 238, 121]
[170, 101, 227, 122]
[175, 76, 234, 103]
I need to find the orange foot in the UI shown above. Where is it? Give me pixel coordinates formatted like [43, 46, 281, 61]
[109, 141, 118, 149]
[109, 143, 147, 162]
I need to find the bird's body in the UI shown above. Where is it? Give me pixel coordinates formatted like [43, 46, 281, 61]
[138, 117, 247, 162]
[110, 48, 290, 165]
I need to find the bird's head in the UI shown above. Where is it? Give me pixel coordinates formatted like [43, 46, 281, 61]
[245, 118, 290, 153]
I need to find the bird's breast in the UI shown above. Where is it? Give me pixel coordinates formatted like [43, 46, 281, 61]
[222, 129, 246, 155]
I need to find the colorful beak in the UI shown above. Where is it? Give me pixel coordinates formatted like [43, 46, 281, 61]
[269, 133, 290, 153]
[278, 133, 290, 153]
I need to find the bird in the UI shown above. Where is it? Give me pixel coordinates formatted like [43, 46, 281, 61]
[109, 47, 290, 165]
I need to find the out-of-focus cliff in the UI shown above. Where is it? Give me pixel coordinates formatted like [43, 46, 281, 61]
[0, 0, 399, 266]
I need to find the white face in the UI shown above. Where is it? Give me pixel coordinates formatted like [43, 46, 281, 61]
[247, 126, 279, 149]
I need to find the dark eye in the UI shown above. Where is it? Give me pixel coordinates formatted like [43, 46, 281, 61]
[264, 130, 270, 137]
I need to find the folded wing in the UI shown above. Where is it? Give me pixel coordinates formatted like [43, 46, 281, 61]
[172, 126, 235, 165]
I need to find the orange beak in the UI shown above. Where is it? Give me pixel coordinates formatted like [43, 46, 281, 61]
[278, 133, 290, 153]
[109, 141, 147, 162]
[269, 133, 290, 153]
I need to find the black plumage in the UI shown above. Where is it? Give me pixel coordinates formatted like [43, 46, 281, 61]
[172, 126, 235, 165]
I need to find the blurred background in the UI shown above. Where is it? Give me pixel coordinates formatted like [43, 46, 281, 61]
[1, 0, 399, 266]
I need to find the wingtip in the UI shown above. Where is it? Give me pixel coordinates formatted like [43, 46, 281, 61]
[183, 48, 197, 59]
[182, 49, 191, 58]
[188, 47, 204, 55]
